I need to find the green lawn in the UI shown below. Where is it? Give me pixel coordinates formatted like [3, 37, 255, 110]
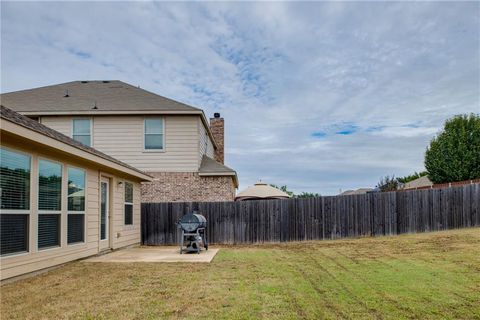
[2, 228, 479, 320]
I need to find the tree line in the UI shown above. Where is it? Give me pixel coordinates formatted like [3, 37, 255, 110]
[377, 113, 480, 191]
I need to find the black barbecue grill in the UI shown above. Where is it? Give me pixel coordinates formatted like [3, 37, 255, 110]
[177, 211, 208, 254]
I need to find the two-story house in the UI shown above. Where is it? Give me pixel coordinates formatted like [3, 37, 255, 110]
[1, 80, 238, 202]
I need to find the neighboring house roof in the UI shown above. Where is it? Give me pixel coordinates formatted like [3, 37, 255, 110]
[235, 181, 291, 201]
[402, 176, 433, 190]
[0, 80, 218, 149]
[67, 190, 85, 197]
[0, 105, 152, 181]
[199, 155, 238, 188]
[340, 188, 373, 196]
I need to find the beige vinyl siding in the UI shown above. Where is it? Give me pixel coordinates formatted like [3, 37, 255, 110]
[0, 140, 142, 280]
[207, 136, 214, 158]
[112, 181, 141, 249]
[41, 115, 200, 172]
[198, 118, 215, 164]
[40, 116, 72, 136]
[199, 118, 206, 162]
[86, 168, 100, 246]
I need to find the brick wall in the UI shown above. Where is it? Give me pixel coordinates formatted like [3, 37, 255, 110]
[209, 116, 224, 164]
[141, 172, 235, 202]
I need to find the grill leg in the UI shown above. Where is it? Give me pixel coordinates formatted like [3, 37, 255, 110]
[180, 230, 184, 254]
[204, 230, 208, 250]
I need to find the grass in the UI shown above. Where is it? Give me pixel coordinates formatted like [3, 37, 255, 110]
[1, 228, 480, 320]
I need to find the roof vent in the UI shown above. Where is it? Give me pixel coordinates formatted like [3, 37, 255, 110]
[81, 81, 88, 84]
[64, 89, 69, 97]
[214, 112, 220, 118]
[102, 80, 110, 83]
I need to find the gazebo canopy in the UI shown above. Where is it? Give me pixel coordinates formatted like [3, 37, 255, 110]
[235, 181, 291, 201]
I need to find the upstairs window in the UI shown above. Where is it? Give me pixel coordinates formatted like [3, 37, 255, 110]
[124, 182, 133, 225]
[72, 119, 91, 147]
[144, 118, 164, 150]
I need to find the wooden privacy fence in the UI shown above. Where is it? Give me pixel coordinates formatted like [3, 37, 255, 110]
[141, 183, 480, 245]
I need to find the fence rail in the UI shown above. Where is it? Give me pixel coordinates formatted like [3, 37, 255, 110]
[141, 183, 480, 245]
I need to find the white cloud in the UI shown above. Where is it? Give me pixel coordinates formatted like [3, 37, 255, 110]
[1, 1, 479, 195]
[370, 126, 439, 138]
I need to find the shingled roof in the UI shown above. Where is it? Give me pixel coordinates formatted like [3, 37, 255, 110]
[0, 105, 151, 180]
[199, 155, 238, 187]
[0, 80, 201, 113]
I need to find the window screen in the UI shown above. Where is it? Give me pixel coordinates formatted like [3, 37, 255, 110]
[38, 214, 60, 249]
[67, 214, 84, 244]
[124, 182, 133, 225]
[38, 160, 62, 211]
[0, 214, 28, 255]
[0, 148, 30, 210]
[72, 119, 91, 146]
[144, 118, 164, 150]
[101, 182, 107, 240]
[124, 205, 133, 225]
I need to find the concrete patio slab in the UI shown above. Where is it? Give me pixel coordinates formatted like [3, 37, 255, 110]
[84, 246, 219, 263]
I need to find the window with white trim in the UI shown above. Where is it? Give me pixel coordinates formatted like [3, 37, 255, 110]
[0, 147, 31, 256]
[67, 167, 85, 244]
[72, 119, 91, 147]
[124, 182, 133, 225]
[38, 159, 62, 249]
[144, 118, 164, 150]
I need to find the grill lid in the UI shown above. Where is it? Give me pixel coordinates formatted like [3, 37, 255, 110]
[179, 211, 206, 232]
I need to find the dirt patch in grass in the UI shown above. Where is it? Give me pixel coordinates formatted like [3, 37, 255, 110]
[2, 228, 480, 320]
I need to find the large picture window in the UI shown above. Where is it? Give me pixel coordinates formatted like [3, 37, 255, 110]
[0, 147, 30, 210]
[0, 214, 29, 256]
[124, 182, 133, 225]
[72, 119, 91, 147]
[67, 214, 84, 245]
[67, 167, 85, 244]
[38, 214, 60, 249]
[144, 118, 164, 150]
[0, 147, 31, 256]
[38, 159, 62, 249]
[38, 159, 62, 211]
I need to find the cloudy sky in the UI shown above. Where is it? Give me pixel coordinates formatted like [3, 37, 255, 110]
[1, 2, 479, 195]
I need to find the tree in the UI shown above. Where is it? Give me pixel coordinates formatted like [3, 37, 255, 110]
[397, 171, 428, 184]
[270, 184, 320, 198]
[425, 114, 480, 183]
[376, 175, 399, 192]
[296, 192, 321, 198]
[270, 184, 295, 197]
